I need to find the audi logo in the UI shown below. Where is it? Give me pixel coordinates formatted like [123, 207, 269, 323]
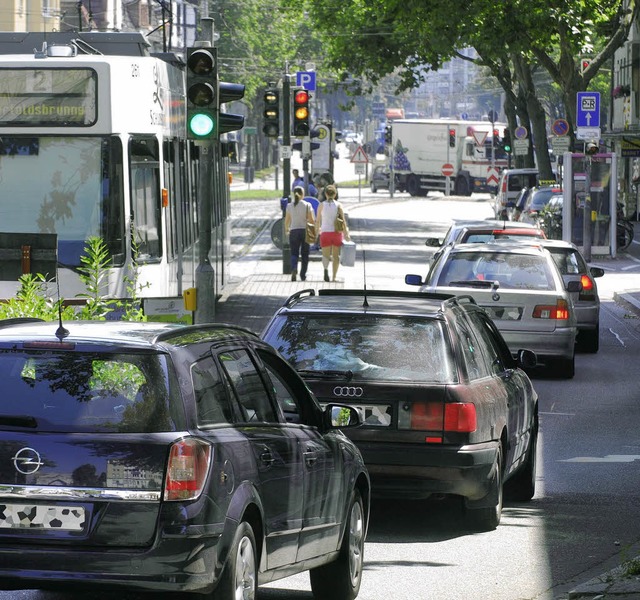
[12, 447, 44, 475]
[333, 386, 364, 398]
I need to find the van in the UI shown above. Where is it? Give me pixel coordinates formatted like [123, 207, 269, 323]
[494, 168, 539, 219]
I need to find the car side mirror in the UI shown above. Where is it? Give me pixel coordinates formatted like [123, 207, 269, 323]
[405, 274, 424, 286]
[425, 237, 442, 247]
[590, 266, 605, 278]
[324, 404, 361, 428]
[517, 349, 537, 370]
[566, 280, 582, 293]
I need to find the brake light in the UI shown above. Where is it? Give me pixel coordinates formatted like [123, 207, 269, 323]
[444, 403, 477, 433]
[409, 402, 443, 430]
[532, 298, 570, 320]
[164, 438, 212, 501]
[579, 274, 595, 300]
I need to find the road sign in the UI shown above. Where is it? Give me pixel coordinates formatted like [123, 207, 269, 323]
[354, 163, 366, 175]
[576, 92, 600, 128]
[487, 167, 500, 186]
[576, 127, 601, 140]
[442, 163, 455, 177]
[514, 139, 529, 156]
[473, 131, 487, 146]
[350, 145, 369, 164]
[551, 136, 571, 154]
[552, 119, 570, 136]
[296, 71, 316, 91]
[515, 126, 528, 139]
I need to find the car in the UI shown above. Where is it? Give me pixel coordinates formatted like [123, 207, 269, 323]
[519, 186, 563, 225]
[522, 239, 605, 353]
[0, 319, 370, 599]
[425, 219, 546, 262]
[262, 289, 539, 531]
[370, 165, 391, 192]
[406, 241, 582, 378]
[494, 168, 539, 219]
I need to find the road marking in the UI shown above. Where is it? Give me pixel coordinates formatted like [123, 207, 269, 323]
[560, 455, 640, 463]
[608, 327, 626, 346]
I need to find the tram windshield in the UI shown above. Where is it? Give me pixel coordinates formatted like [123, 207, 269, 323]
[0, 135, 125, 267]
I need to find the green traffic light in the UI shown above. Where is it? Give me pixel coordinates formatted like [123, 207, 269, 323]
[189, 112, 215, 137]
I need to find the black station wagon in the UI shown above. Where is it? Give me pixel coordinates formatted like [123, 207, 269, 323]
[0, 319, 370, 600]
[262, 289, 539, 531]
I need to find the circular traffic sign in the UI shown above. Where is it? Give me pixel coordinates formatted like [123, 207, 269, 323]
[552, 118, 570, 136]
[515, 126, 528, 139]
[442, 163, 455, 177]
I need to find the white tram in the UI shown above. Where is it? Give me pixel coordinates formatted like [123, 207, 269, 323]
[0, 32, 229, 307]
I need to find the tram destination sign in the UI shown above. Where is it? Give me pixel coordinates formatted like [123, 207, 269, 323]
[0, 68, 97, 127]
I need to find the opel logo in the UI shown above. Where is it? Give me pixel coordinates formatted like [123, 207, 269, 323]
[333, 386, 364, 398]
[12, 447, 44, 475]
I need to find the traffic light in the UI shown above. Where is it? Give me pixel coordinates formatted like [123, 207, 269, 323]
[449, 128, 456, 147]
[293, 89, 310, 136]
[218, 81, 245, 135]
[581, 58, 591, 74]
[186, 47, 218, 140]
[262, 87, 279, 137]
[503, 129, 512, 153]
[384, 125, 392, 145]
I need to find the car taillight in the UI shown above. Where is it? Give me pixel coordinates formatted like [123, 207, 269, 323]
[164, 438, 212, 501]
[398, 401, 476, 441]
[579, 274, 595, 300]
[532, 298, 570, 321]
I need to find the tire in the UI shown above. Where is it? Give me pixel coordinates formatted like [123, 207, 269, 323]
[466, 446, 503, 531]
[506, 412, 538, 502]
[551, 354, 575, 379]
[214, 522, 257, 600]
[617, 222, 634, 251]
[406, 175, 421, 197]
[578, 324, 599, 353]
[310, 490, 365, 600]
[454, 175, 470, 196]
[370, 181, 377, 193]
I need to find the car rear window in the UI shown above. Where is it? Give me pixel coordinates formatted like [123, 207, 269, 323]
[438, 252, 555, 290]
[530, 189, 556, 209]
[266, 315, 455, 383]
[0, 350, 181, 433]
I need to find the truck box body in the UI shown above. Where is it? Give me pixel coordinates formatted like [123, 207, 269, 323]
[391, 119, 509, 196]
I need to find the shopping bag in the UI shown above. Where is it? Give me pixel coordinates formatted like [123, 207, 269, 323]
[341, 240, 356, 267]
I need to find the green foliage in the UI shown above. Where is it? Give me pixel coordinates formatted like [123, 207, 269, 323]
[77, 236, 113, 320]
[0, 274, 75, 321]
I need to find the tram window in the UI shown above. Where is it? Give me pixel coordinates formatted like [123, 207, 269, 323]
[130, 136, 161, 261]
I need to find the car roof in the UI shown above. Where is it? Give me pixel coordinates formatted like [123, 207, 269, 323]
[447, 240, 552, 256]
[275, 289, 473, 319]
[0, 320, 259, 349]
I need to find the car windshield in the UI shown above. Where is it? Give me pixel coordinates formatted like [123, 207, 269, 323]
[530, 189, 557, 209]
[437, 251, 555, 290]
[0, 350, 180, 433]
[267, 315, 455, 383]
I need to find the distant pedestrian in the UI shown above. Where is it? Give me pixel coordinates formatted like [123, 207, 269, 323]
[292, 169, 304, 189]
[316, 184, 350, 282]
[285, 186, 315, 281]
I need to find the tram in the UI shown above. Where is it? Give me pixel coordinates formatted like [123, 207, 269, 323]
[0, 31, 230, 311]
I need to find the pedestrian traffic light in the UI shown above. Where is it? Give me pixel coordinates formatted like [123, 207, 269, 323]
[384, 125, 392, 145]
[503, 129, 512, 153]
[262, 87, 280, 137]
[186, 47, 218, 140]
[293, 89, 310, 136]
[449, 128, 456, 147]
[218, 81, 245, 135]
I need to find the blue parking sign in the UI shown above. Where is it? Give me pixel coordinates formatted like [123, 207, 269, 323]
[296, 71, 316, 91]
[576, 92, 600, 128]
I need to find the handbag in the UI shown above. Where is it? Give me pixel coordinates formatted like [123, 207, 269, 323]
[335, 204, 346, 232]
[305, 222, 316, 245]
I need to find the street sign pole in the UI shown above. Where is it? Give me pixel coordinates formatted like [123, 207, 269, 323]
[281, 64, 291, 274]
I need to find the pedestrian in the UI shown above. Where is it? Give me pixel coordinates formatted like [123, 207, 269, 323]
[292, 169, 304, 189]
[315, 184, 350, 282]
[285, 186, 315, 281]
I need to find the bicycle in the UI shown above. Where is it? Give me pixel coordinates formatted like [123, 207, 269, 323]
[617, 203, 635, 251]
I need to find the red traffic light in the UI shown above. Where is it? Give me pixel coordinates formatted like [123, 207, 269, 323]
[449, 128, 456, 148]
[293, 89, 310, 136]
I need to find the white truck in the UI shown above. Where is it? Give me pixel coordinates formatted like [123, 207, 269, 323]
[391, 119, 509, 196]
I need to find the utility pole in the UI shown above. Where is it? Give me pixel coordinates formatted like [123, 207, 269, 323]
[281, 64, 291, 274]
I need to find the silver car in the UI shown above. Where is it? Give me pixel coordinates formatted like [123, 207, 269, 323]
[406, 241, 582, 378]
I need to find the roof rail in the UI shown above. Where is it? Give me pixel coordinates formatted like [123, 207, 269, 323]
[283, 288, 316, 307]
[317, 289, 455, 301]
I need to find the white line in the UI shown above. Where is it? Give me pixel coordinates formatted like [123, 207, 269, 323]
[540, 411, 575, 416]
[608, 328, 627, 347]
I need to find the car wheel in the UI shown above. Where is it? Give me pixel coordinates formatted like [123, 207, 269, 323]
[407, 175, 421, 197]
[215, 522, 257, 600]
[466, 446, 503, 531]
[506, 412, 538, 502]
[551, 354, 575, 379]
[370, 181, 377, 193]
[578, 324, 599, 353]
[454, 175, 470, 196]
[309, 490, 365, 600]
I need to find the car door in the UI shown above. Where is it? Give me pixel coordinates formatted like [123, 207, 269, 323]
[256, 349, 341, 561]
[216, 347, 303, 569]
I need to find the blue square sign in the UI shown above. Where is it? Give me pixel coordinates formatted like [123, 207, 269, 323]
[296, 71, 316, 91]
[576, 92, 600, 128]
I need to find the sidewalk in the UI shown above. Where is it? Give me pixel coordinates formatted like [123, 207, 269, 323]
[217, 193, 640, 600]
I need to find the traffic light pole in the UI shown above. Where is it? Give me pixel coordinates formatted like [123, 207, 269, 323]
[281, 66, 291, 274]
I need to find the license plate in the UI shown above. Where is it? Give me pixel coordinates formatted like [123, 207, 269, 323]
[352, 404, 392, 427]
[0, 503, 86, 531]
[482, 306, 523, 321]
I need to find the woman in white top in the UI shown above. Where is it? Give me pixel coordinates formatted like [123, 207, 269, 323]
[315, 184, 350, 282]
[285, 186, 314, 281]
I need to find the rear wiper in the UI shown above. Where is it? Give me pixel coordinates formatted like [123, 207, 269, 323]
[0, 414, 38, 428]
[297, 369, 354, 381]
[448, 280, 499, 289]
